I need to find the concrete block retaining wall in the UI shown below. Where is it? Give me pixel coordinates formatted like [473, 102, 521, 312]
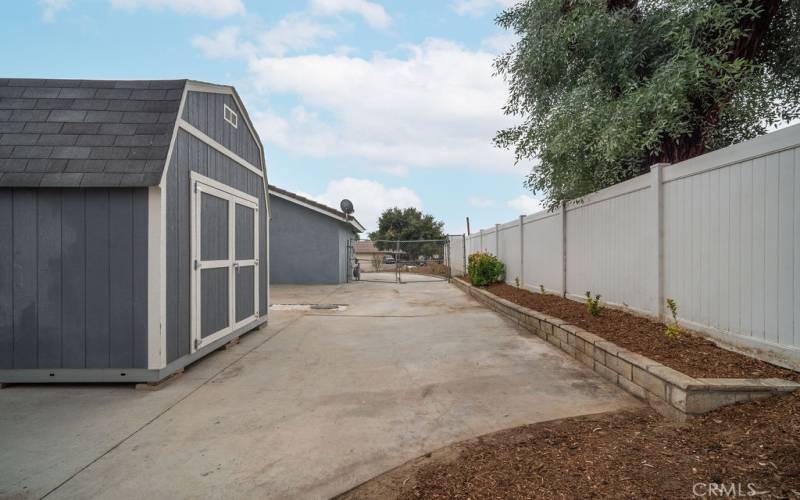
[453, 279, 799, 421]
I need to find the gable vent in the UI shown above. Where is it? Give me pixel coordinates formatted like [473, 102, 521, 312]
[224, 104, 238, 128]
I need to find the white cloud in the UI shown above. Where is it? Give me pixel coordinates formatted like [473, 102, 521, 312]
[468, 196, 494, 208]
[110, 0, 244, 17]
[39, 0, 69, 23]
[310, 0, 391, 29]
[248, 38, 520, 173]
[192, 15, 336, 59]
[451, 0, 517, 16]
[258, 14, 337, 56]
[481, 33, 519, 53]
[308, 177, 422, 231]
[192, 26, 246, 59]
[507, 194, 544, 215]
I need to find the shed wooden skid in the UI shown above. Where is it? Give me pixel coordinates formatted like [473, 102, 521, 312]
[0, 79, 270, 383]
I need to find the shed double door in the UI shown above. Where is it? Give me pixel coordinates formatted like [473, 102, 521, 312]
[191, 173, 259, 351]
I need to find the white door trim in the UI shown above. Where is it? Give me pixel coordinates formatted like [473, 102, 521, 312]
[232, 198, 259, 329]
[190, 172, 260, 352]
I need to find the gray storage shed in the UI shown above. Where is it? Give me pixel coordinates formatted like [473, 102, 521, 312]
[268, 185, 363, 284]
[0, 78, 269, 383]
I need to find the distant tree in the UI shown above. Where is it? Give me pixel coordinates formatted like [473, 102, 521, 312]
[369, 207, 446, 260]
[495, 0, 800, 210]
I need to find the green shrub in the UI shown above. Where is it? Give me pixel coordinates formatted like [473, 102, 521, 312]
[664, 298, 683, 340]
[467, 252, 505, 286]
[585, 291, 604, 316]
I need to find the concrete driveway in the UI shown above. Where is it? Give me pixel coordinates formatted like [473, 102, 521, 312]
[0, 277, 639, 499]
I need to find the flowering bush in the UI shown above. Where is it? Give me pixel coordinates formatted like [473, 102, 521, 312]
[467, 252, 505, 286]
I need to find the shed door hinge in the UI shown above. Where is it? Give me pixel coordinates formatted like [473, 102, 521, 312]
[194, 338, 201, 350]
[194, 260, 200, 270]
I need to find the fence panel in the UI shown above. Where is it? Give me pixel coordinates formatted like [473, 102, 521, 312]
[663, 139, 800, 351]
[482, 228, 497, 254]
[463, 124, 800, 367]
[447, 234, 466, 276]
[522, 211, 562, 293]
[565, 176, 654, 313]
[498, 221, 521, 285]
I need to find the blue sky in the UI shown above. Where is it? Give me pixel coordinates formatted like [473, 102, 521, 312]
[4, 0, 543, 233]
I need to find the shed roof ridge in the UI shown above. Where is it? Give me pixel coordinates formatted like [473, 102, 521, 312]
[268, 183, 364, 232]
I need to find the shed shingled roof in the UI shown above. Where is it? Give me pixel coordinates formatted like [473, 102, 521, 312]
[0, 78, 186, 187]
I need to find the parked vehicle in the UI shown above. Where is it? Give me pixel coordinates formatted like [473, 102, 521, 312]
[383, 255, 396, 264]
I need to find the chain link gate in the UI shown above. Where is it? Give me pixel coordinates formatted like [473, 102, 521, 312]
[347, 239, 453, 283]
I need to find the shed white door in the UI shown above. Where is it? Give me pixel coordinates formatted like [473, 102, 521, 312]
[191, 173, 259, 352]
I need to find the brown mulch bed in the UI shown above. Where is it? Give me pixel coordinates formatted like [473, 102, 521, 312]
[339, 391, 800, 499]
[467, 280, 798, 382]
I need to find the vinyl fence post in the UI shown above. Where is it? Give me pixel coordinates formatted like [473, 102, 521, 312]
[651, 163, 668, 318]
[561, 201, 567, 297]
[495, 223, 500, 257]
[462, 233, 466, 276]
[519, 215, 525, 288]
[480, 229, 484, 252]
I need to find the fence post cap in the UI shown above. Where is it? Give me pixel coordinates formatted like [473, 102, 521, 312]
[649, 162, 670, 172]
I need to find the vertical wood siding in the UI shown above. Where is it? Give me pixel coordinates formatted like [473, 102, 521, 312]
[182, 91, 262, 169]
[267, 196, 346, 285]
[165, 129, 267, 363]
[235, 267, 255, 322]
[0, 188, 148, 369]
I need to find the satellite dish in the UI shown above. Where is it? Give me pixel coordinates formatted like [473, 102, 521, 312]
[340, 199, 354, 215]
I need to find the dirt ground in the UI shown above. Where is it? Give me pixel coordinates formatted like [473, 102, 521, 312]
[340, 390, 800, 499]
[479, 281, 799, 381]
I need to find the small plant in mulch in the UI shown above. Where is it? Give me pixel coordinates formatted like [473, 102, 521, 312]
[467, 252, 505, 287]
[514, 276, 520, 288]
[585, 291, 604, 316]
[539, 284, 545, 294]
[664, 298, 683, 340]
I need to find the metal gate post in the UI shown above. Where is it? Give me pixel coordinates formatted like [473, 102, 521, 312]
[395, 239, 400, 283]
[346, 239, 351, 283]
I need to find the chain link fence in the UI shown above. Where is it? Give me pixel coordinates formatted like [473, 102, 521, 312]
[347, 238, 458, 283]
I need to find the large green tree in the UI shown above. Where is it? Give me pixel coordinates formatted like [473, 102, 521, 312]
[495, 0, 800, 209]
[369, 207, 446, 260]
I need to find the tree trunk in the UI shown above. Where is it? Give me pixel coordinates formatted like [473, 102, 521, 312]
[657, 0, 782, 164]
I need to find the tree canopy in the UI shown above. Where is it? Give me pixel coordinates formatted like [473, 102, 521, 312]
[495, 0, 800, 209]
[369, 207, 446, 242]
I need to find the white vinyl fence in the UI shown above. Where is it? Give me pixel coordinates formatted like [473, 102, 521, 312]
[466, 124, 800, 368]
[447, 234, 466, 276]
